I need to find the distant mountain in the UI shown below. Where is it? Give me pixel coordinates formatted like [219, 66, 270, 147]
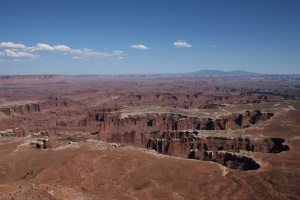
[192, 70, 227, 75]
[191, 70, 259, 76]
[227, 70, 259, 75]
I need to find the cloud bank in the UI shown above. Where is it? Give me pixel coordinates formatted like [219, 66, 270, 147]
[0, 42, 125, 61]
[130, 44, 150, 50]
[0, 49, 39, 61]
[173, 40, 192, 48]
[0, 42, 26, 49]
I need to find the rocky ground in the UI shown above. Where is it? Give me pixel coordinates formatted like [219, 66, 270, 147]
[0, 74, 299, 199]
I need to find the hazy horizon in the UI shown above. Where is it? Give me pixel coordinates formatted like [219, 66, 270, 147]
[1, 69, 299, 76]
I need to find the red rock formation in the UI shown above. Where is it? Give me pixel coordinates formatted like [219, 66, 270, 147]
[144, 129, 289, 170]
[78, 110, 274, 144]
[0, 99, 80, 116]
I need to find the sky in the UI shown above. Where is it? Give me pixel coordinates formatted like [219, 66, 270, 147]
[0, 0, 299, 75]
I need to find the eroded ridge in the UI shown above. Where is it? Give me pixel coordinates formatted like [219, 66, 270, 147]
[146, 130, 289, 170]
[76, 109, 289, 171]
[0, 102, 290, 171]
[79, 109, 275, 139]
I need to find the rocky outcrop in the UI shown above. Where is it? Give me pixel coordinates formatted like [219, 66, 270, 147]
[107, 131, 147, 146]
[147, 130, 289, 155]
[145, 130, 289, 170]
[0, 99, 80, 116]
[75, 109, 283, 170]
[0, 127, 25, 137]
[78, 110, 274, 144]
[210, 151, 260, 171]
[99, 91, 282, 109]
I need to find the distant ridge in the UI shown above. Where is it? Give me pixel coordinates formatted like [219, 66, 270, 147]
[1, 70, 298, 77]
[191, 70, 259, 76]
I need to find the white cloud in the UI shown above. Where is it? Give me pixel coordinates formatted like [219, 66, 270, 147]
[27, 43, 53, 52]
[80, 48, 110, 58]
[210, 45, 216, 48]
[0, 49, 39, 61]
[53, 45, 71, 52]
[112, 50, 124, 56]
[0, 42, 26, 49]
[27, 43, 72, 53]
[28, 44, 124, 58]
[173, 40, 192, 48]
[74, 56, 84, 60]
[0, 41, 125, 61]
[130, 44, 150, 50]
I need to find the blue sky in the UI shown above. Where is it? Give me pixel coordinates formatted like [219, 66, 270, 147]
[0, 0, 299, 75]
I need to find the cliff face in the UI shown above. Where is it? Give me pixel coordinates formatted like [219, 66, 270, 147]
[112, 92, 282, 108]
[78, 110, 274, 143]
[0, 96, 286, 171]
[74, 109, 289, 171]
[0, 103, 41, 116]
[145, 130, 289, 170]
[146, 130, 289, 156]
[211, 151, 260, 171]
[0, 99, 80, 116]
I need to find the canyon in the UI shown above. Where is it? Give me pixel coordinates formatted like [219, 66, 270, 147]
[0, 74, 299, 199]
